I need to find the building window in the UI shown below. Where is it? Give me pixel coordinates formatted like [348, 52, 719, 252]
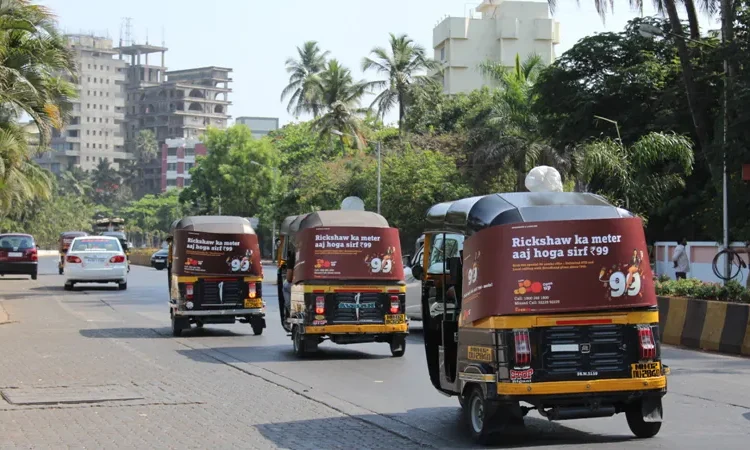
[86, 144, 89, 148]
[93, 77, 97, 83]
[167, 163, 177, 171]
[184, 178, 191, 187]
[167, 179, 177, 187]
[440, 47, 445, 61]
[185, 163, 194, 171]
[86, 130, 90, 135]
[106, 79, 109, 84]
[99, 130, 102, 136]
[86, 156, 90, 161]
[99, 144, 102, 149]
[99, 118, 102, 123]
[87, 77, 90, 82]
[88, 64, 91, 69]
[106, 65, 109, 71]
[185, 147, 194, 157]
[105, 132, 108, 137]
[167, 147, 177, 157]
[87, 90, 90, 95]
[106, 92, 109, 97]
[87, 103, 90, 109]
[105, 144, 109, 149]
[106, 105, 109, 110]
[105, 119, 109, 123]
[93, 91, 96, 96]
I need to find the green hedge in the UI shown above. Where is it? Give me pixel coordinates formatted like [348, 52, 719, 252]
[655, 276, 750, 303]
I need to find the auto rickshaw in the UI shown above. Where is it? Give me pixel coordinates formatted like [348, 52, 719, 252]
[166, 216, 265, 337]
[410, 191, 668, 444]
[58, 231, 88, 274]
[278, 210, 408, 357]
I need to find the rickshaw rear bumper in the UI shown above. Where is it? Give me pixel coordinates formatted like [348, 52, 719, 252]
[172, 307, 264, 317]
[496, 376, 667, 397]
[303, 323, 408, 335]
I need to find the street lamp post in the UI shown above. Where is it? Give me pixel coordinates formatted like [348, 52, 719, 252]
[331, 130, 381, 214]
[638, 24, 730, 283]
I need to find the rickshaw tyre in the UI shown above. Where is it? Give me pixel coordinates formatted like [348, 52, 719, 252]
[118, 281, 127, 290]
[171, 313, 187, 337]
[64, 282, 73, 291]
[463, 385, 498, 445]
[626, 402, 662, 438]
[31, 272, 37, 281]
[251, 323, 263, 336]
[292, 327, 306, 357]
[390, 336, 406, 357]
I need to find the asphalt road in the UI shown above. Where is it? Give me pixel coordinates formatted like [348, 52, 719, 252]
[2, 257, 750, 448]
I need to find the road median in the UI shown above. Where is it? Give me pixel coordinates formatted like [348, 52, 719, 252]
[658, 295, 750, 356]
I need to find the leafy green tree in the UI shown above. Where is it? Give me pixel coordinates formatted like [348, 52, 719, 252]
[179, 125, 280, 219]
[362, 33, 438, 132]
[281, 41, 329, 118]
[121, 190, 182, 246]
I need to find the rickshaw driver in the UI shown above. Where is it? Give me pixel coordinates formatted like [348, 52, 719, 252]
[282, 249, 295, 314]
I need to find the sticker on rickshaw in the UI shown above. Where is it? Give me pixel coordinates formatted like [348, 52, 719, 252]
[293, 227, 404, 282]
[510, 368, 533, 383]
[461, 217, 657, 322]
[172, 230, 262, 277]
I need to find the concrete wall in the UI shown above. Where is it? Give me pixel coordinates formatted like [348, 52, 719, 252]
[654, 241, 750, 284]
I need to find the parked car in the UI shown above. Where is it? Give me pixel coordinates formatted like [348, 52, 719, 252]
[150, 248, 168, 270]
[64, 236, 128, 291]
[0, 233, 38, 280]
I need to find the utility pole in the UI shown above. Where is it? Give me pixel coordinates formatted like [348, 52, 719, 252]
[721, 0, 731, 282]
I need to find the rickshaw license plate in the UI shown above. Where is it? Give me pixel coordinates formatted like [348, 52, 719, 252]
[384, 314, 405, 324]
[631, 362, 661, 378]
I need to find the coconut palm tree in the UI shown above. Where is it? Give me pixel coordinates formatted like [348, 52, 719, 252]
[0, 0, 77, 145]
[309, 59, 368, 149]
[579, 131, 694, 216]
[470, 54, 569, 190]
[280, 41, 329, 118]
[0, 122, 53, 214]
[362, 33, 439, 132]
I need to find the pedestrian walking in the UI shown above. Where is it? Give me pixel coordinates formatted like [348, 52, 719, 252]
[672, 238, 690, 279]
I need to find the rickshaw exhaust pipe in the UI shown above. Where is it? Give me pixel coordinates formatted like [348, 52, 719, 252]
[540, 405, 616, 421]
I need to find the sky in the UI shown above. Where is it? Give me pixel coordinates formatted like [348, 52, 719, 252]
[40, 0, 720, 127]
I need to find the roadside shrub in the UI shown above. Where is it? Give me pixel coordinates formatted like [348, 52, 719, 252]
[129, 248, 159, 266]
[655, 278, 750, 303]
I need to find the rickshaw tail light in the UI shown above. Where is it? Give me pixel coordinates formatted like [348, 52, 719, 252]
[513, 329, 531, 366]
[66, 255, 81, 263]
[315, 295, 325, 314]
[185, 284, 194, 299]
[389, 295, 399, 314]
[637, 324, 656, 360]
[248, 282, 256, 298]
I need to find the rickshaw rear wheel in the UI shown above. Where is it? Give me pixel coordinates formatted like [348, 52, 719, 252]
[171, 311, 188, 337]
[626, 400, 662, 438]
[463, 385, 497, 444]
[251, 321, 264, 336]
[389, 336, 406, 357]
[292, 326, 305, 356]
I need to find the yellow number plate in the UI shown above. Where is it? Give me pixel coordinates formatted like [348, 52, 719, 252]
[244, 298, 263, 308]
[467, 346, 493, 362]
[384, 314, 406, 324]
[631, 362, 661, 378]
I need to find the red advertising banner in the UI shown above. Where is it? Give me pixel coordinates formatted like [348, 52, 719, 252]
[172, 229, 262, 277]
[293, 227, 404, 282]
[461, 217, 656, 322]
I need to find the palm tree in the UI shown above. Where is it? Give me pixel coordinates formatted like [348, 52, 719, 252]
[0, 122, 53, 213]
[57, 166, 91, 196]
[310, 59, 368, 148]
[362, 33, 438, 132]
[135, 129, 158, 162]
[470, 54, 568, 190]
[579, 131, 694, 215]
[0, 0, 77, 145]
[280, 41, 329, 118]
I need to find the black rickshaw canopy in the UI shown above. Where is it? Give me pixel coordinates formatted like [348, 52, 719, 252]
[280, 210, 390, 237]
[168, 215, 256, 236]
[424, 192, 634, 236]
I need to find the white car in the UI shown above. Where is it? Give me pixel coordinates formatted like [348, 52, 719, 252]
[64, 236, 128, 291]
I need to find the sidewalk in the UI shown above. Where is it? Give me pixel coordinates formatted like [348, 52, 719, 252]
[0, 280, 425, 448]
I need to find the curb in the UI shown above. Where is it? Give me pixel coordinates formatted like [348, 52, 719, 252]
[658, 296, 750, 355]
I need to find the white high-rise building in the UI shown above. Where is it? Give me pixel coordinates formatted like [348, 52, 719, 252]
[38, 34, 128, 173]
[433, 0, 560, 94]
